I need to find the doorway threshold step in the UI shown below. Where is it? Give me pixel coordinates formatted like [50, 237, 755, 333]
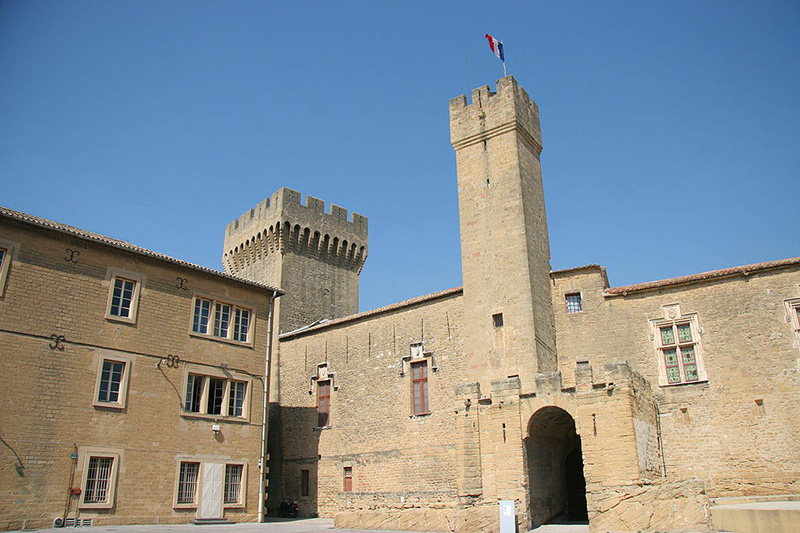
[192, 518, 235, 525]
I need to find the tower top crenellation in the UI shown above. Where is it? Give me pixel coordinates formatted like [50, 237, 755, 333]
[449, 76, 542, 153]
[225, 187, 368, 238]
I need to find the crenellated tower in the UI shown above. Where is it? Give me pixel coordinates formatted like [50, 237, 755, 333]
[222, 187, 368, 334]
[450, 76, 556, 394]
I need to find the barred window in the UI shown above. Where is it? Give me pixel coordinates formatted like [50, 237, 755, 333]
[565, 293, 582, 314]
[224, 464, 243, 504]
[177, 462, 200, 504]
[84, 457, 114, 504]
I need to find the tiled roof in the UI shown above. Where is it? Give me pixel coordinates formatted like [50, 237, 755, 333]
[604, 256, 800, 297]
[551, 264, 604, 275]
[280, 286, 463, 339]
[0, 206, 283, 294]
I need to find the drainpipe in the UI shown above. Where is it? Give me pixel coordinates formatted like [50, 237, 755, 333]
[259, 291, 278, 523]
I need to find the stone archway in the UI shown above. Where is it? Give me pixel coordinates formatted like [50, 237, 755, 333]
[526, 406, 588, 527]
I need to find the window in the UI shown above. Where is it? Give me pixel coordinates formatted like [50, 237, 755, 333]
[651, 305, 707, 386]
[93, 356, 130, 409]
[177, 462, 200, 504]
[0, 238, 18, 298]
[224, 464, 243, 504]
[192, 297, 252, 344]
[492, 313, 504, 327]
[317, 380, 331, 427]
[301, 469, 310, 497]
[78, 449, 120, 509]
[411, 360, 429, 415]
[343, 466, 353, 492]
[565, 293, 582, 313]
[183, 370, 249, 419]
[105, 270, 142, 324]
[786, 298, 800, 342]
[84, 457, 113, 504]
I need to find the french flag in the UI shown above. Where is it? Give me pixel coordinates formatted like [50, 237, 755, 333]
[485, 34, 504, 61]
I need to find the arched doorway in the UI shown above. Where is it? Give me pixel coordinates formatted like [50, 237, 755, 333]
[526, 406, 588, 527]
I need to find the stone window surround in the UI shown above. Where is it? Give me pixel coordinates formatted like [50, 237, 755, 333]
[181, 363, 252, 422]
[785, 296, 800, 342]
[0, 237, 19, 299]
[92, 353, 132, 410]
[309, 363, 336, 429]
[77, 447, 122, 510]
[172, 458, 248, 509]
[190, 293, 255, 347]
[401, 342, 437, 417]
[650, 304, 708, 387]
[104, 268, 144, 325]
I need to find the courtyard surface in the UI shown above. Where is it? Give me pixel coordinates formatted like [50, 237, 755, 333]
[12, 517, 590, 533]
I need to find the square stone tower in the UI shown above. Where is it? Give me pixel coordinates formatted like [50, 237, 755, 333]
[222, 188, 368, 335]
[450, 76, 556, 394]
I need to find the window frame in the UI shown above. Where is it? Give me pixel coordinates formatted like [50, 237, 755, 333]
[343, 466, 353, 492]
[105, 269, 143, 325]
[0, 238, 19, 299]
[77, 448, 121, 510]
[301, 469, 310, 498]
[651, 307, 708, 387]
[174, 461, 201, 508]
[565, 292, 583, 314]
[410, 360, 430, 416]
[786, 298, 800, 343]
[223, 462, 247, 508]
[191, 295, 254, 346]
[317, 379, 331, 428]
[92, 354, 131, 409]
[181, 364, 252, 421]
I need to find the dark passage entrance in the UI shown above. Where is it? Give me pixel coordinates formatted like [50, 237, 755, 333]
[526, 406, 588, 527]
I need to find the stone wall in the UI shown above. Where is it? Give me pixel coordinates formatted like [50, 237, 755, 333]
[274, 288, 466, 525]
[551, 263, 800, 501]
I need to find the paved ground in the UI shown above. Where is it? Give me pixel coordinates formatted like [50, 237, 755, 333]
[12, 517, 590, 533]
[12, 518, 427, 533]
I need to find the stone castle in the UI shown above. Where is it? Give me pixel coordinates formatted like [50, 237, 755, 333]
[220, 77, 800, 531]
[1, 76, 798, 532]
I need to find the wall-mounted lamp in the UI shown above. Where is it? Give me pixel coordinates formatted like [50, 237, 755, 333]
[212, 423, 220, 434]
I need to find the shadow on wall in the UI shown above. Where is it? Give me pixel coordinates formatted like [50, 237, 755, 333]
[266, 404, 321, 518]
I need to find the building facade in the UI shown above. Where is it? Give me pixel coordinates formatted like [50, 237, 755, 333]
[0, 208, 280, 531]
[222, 77, 800, 532]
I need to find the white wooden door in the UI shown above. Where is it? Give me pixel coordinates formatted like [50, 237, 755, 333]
[197, 462, 223, 519]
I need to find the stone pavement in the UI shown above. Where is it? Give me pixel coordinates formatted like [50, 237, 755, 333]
[12, 517, 591, 533]
[11, 518, 433, 533]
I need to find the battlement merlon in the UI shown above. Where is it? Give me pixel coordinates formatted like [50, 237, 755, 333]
[224, 187, 368, 241]
[449, 76, 542, 154]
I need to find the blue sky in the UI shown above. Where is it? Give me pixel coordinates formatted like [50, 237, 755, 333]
[1, 1, 798, 313]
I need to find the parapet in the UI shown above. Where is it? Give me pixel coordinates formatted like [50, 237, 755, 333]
[449, 76, 542, 153]
[222, 188, 368, 276]
[224, 188, 368, 237]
